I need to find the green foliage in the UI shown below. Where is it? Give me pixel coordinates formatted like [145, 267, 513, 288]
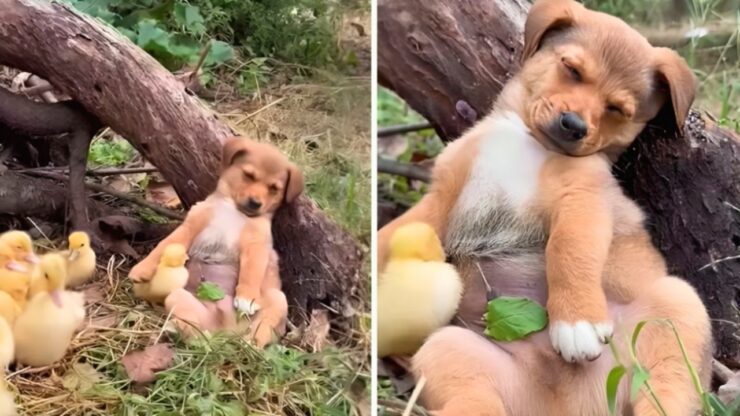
[483, 297, 548, 342]
[196, 282, 226, 301]
[605, 319, 739, 416]
[62, 0, 235, 70]
[188, 0, 344, 69]
[88, 138, 136, 167]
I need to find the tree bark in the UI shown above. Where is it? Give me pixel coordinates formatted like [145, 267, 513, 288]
[0, 0, 363, 324]
[379, 0, 740, 365]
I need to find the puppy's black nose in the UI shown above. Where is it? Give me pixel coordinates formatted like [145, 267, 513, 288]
[559, 112, 588, 141]
[246, 198, 262, 210]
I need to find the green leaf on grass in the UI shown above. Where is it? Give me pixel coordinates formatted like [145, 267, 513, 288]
[483, 296, 548, 341]
[173, 4, 205, 34]
[630, 365, 650, 401]
[136, 19, 170, 50]
[196, 282, 225, 301]
[205, 40, 235, 66]
[606, 365, 626, 415]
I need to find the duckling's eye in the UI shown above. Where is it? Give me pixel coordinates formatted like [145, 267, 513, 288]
[44, 273, 49, 280]
[561, 58, 581, 82]
[607, 104, 624, 116]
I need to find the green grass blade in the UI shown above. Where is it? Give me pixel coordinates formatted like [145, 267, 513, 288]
[606, 365, 626, 415]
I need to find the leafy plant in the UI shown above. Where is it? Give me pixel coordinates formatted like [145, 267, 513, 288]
[605, 319, 738, 416]
[482, 297, 548, 341]
[196, 282, 226, 301]
[88, 138, 136, 167]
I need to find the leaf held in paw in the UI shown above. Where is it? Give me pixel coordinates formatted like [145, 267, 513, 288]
[196, 282, 225, 301]
[483, 296, 547, 341]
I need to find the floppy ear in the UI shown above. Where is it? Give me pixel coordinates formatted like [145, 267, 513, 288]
[522, 0, 580, 62]
[220, 137, 253, 172]
[284, 163, 304, 204]
[652, 47, 697, 133]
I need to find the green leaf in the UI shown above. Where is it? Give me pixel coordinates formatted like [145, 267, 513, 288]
[136, 19, 170, 50]
[606, 365, 626, 415]
[704, 392, 730, 416]
[630, 366, 650, 402]
[205, 40, 235, 66]
[196, 282, 225, 301]
[220, 400, 248, 416]
[630, 320, 649, 355]
[174, 4, 205, 30]
[483, 296, 548, 341]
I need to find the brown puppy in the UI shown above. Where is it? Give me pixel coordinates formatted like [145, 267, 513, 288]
[129, 137, 303, 347]
[378, 0, 711, 415]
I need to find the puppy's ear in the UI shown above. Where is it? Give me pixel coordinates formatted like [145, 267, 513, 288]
[284, 163, 304, 204]
[221, 137, 252, 172]
[522, 0, 580, 62]
[652, 47, 697, 133]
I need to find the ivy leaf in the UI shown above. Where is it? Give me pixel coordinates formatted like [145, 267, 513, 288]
[205, 41, 235, 66]
[630, 365, 650, 401]
[196, 282, 225, 301]
[483, 296, 548, 341]
[606, 365, 626, 415]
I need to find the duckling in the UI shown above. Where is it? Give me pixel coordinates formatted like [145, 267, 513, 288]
[0, 383, 16, 416]
[378, 222, 463, 357]
[62, 231, 96, 288]
[0, 230, 39, 266]
[0, 293, 21, 327]
[0, 243, 30, 309]
[0, 318, 14, 370]
[133, 244, 189, 304]
[13, 253, 85, 367]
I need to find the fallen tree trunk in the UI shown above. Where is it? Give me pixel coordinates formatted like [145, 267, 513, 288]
[379, 0, 740, 366]
[0, 0, 363, 323]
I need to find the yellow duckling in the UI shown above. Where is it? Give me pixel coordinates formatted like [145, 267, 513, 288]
[0, 242, 30, 309]
[63, 231, 96, 288]
[133, 244, 189, 304]
[378, 222, 463, 357]
[0, 230, 39, 266]
[0, 318, 14, 370]
[0, 293, 21, 327]
[14, 253, 85, 367]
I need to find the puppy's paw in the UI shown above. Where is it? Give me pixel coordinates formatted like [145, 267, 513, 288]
[234, 297, 261, 316]
[549, 320, 613, 363]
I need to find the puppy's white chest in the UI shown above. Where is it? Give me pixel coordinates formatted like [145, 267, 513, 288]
[190, 198, 248, 263]
[461, 113, 549, 210]
[446, 113, 551, 257]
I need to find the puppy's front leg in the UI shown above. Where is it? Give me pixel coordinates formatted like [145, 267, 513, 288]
[545, 183, 614, 363]
[129, 202, 212, 282]
[233, 218, 272, 316]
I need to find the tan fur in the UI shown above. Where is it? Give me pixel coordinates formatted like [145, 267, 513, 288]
[129, 137, 302, 347]
[378, 0, 710, 414]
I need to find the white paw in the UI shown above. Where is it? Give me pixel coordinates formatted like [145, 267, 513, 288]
[234, 297, 261, 316]
[549, 320, 613, 363]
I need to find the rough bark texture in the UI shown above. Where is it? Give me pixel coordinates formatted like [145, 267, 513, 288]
[379, 0, 740, 365]
[0, 0, 363, 324]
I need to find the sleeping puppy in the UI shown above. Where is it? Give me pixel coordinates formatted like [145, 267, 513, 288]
[129, 137, 303, 347]
[378, 0, 711, 414]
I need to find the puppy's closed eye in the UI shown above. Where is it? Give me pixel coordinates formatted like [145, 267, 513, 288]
[606, 104, 624, 116]
[268, 184, 281, 195]
[243, 169, 256, 181]
[561, 58, 582, 82]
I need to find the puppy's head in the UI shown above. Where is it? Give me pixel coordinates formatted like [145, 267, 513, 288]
[517, 0, 696, 158]
[218, 137, 304, 217]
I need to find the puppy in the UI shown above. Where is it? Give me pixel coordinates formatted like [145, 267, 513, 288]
[129, 137, 303, 347]
[378, 1, 711, 415]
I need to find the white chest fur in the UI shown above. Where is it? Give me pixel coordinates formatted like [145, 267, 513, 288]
[446, 113, 551, 257]
[190, 197, 248, 264]
[460, 113, 550, 212]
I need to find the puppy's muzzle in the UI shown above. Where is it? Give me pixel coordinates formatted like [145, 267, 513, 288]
[239, 197, 263, 217]
[556, 112, 588, 142]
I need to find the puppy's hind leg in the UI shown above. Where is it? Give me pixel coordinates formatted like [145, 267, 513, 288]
[627, 277, 711, 416]
[164, 288, 222, 337]
[413, 326, 540, 416]
[248, 288, 288, 348]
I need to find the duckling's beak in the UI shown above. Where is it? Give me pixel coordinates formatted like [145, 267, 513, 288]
[5, 261, 27, 273]
[49, 290, 63, 308]
[24, 253, 40, 265]
[68, 250, 79, 262]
